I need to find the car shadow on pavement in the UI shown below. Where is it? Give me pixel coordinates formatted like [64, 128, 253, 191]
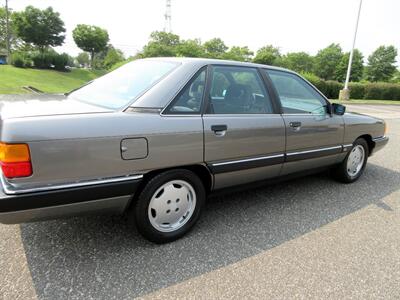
[20, 163, 400, 299]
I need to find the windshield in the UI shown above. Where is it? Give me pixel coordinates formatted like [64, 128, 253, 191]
[68, 60, 180, 109]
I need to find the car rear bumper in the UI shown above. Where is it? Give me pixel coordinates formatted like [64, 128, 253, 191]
[372, 136, 389, 155]
[0, 176, 142, 224]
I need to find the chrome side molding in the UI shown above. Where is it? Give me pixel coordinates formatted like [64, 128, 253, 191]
[286, 145, 342, 157]
[372, 136, 388, 142]
[211, 154, 285, 167]
[1, 174, 144, 195]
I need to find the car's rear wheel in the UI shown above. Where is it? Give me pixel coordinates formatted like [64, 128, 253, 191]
[131, 169, 205, 243]
[332, 138, 369, 183]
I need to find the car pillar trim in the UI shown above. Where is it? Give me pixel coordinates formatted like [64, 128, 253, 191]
[1, 174, 144, 195]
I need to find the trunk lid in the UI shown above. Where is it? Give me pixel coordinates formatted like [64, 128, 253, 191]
[0, 94, 112, 119]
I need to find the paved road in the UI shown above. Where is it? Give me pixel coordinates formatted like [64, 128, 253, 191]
[1, 104, 400, 300]
[346, 104, 400, 119]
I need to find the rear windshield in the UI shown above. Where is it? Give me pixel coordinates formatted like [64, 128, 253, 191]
[68, 60, 180, 109]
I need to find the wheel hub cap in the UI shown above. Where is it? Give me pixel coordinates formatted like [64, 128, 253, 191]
[148, 180, 196, 233]
[346, 145, 365, 177]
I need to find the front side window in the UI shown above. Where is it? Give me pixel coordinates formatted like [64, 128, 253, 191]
[164, 69, 206, 114]
[208, 66, 273, 114]
[266, 70, 328, 115]
[68, 60, 180, 109]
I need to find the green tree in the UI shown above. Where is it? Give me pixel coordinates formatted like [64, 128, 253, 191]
[335, 49, 364, 82]
[72, 24, 109, 68]
[76, 52, 89, 67]
[176, 39, 205, 57]
[12, 6, 65, 51]
[280, 52, 314, 73]
[142, 31, 180, 57]
[390, 69, 400, 83]
[253, 45, 281, 66]
[103, 47, 125, 69]
[365, 45, 397, 82]
[203, 38, 228, 58]
[224, 46, 253, 62]
[313, 43, 343, 80]
[0, 7, 22, 52]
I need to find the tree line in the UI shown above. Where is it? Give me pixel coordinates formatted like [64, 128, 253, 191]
[0, 6, 124, 70]
[1, 5, 398, 84]
[137, 32, 398, 83]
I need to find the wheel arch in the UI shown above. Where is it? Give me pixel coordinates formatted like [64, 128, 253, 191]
[356, 134, 374, 156]
[127, 164, 213, 211]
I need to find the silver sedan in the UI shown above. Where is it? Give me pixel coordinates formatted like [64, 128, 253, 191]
[0, 58, 389, 243]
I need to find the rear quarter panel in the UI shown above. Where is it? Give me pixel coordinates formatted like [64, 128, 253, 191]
[1, 112, 204, 190]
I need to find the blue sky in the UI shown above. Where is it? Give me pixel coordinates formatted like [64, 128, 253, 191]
[7, 0, 400, 63]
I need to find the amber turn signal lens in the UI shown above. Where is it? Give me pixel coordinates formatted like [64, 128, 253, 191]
[0, 143, 31, 163]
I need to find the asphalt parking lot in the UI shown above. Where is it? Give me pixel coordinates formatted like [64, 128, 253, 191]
[1, 104, 400, 300]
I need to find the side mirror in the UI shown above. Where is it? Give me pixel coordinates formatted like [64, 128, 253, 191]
[332, 103, 346, 115]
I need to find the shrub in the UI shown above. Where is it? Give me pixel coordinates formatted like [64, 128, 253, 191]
[363, 83, 383, 100]
[302, 72, 400, 100]
[348, 82, 365, 99]
[324, 80, 343, 99]
[52, 53, 69, 71]
[11, 52, 31, 68]
[31, 51, 54, 69]
[11, 52, 25, 68]
[301, 72, 327, 94]
[380, 84, 400, 100]
[31, 50, 69, 71]
[301, 72, 321, 86]
[301, 73, 343, 98]
[363, 83, 400, 100]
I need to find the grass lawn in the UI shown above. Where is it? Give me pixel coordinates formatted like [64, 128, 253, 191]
[0, 65, 106, 94]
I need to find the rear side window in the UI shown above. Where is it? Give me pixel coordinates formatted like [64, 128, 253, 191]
[208, 66, 273, 114]
[164, 68, 206, 114]
[266, 70, 328, 115]
[69, 60, 179, 109]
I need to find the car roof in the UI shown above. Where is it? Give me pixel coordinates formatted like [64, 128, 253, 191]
[140, 56, 291, 72]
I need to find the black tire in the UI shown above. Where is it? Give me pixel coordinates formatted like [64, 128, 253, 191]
[332, 138, 369, 183]
[131, 169, 205, 244]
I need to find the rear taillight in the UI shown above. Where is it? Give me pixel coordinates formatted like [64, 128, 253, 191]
[0, 143, 32, 178]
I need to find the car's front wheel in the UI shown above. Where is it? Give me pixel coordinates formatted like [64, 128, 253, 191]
[332, 138, 369, 183]
[132, 169, 205, 243]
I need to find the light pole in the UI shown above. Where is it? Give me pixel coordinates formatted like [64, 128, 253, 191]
[5, 0, 11, 64]
[339, 0, 363, 100]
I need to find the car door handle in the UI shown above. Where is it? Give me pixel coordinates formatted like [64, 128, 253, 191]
[211, 125, 227, 132]
[289, 121, 302, 132]
[211, 125, 227, 136]
[289, 122, 302, 128]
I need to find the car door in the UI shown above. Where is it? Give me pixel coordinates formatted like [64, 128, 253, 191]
[202, 65, 286, 189]
[265, 69, 345, 175]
